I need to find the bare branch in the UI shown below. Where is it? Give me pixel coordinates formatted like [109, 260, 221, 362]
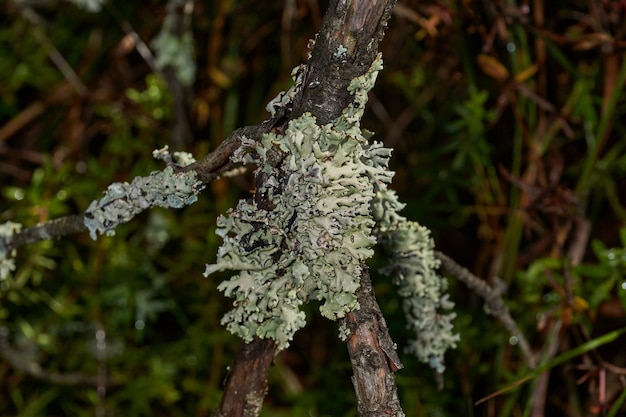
[212, 338, 277, 417]
[1, 214, 86, 252]
[342, 268, 404, 416]
[182, 123, 272, 182]
[434, 251, 537, 369]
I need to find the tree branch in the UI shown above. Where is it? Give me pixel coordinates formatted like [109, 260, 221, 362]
[0, 327, 106, 387]
[211, 1, 400, 416]
[212, 338, 277, 417]
[292, 0, 396, 124]
[434, 251, 536, 369]
[0, 123, 271, 253]
[342, 268, 404, 416]
[182, 123, 271, 182]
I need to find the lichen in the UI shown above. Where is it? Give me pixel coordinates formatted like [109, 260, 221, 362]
[265, 65, 307, 118]
[151, 1, 196, 86]
[379, 217, 459, 373]
[153, 145, 196, 167]
[338, 321, 352, 342]
[84, 161, 203, 240]
[0, 222, 22, 282]
[350, 56, 458, 373]
[334, 44, 348, 59]
[205, 57, 385, 350]
[369, 185, 459, 373]
[207, 53, 458, 367]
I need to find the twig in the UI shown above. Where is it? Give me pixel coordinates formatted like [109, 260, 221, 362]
[434, 251, 537, 369]
[212, 338, 277, 417]
[1, 123, 270, 253]
[19, 6, 87, 96]
[0, 327, 105, 387]
[342, 268, 404, 416]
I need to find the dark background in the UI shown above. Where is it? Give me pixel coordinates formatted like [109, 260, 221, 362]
[1, 0, 626, 416]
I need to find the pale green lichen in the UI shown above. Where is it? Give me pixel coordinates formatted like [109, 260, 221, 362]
[205, 57, 385, 350]
[381, 217, 458, 373]
[370, 188, 459, 373]
[84, 162, 202, 240]
[334, 44, 348, 59]
[265, 65, 307, 117]
[151, 1, 196, 86]
[338, 321, 351, 342]
[0, 222, 22, 282]
[207, 54, 458, 367]
[152, 145, 196, 167]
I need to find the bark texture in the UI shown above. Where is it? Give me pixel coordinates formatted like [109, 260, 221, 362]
[212, 338, 277, 417]
[215, 1, 400, 416]
[343, 269, 405, 417]
[293, 0, 396, 124]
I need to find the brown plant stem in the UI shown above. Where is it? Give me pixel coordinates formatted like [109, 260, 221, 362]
[212, 338, 278, 417]
[435, 251, 536, 369]
[214, 1, 399, 415]
[342, 268, 405, 416]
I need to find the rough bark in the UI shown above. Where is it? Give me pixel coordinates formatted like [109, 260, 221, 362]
[343, 269, 405, 417]
[212, 338, 277, 417]
[292, 0, 396, 124]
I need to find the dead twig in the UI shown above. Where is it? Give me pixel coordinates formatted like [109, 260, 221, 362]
[435, 251, 536, 369]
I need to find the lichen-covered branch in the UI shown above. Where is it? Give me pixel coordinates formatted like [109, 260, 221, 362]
[367, 176, 459, 372]
[0, 222, 22, 281]
[0, 148, 203, 287]
[292, 0, 396, 124]
[203, 57, 386, 350]
[183, 123, 272, 182]
[0, 124, 270, 256]
[207, 1, 401, 415]
[84, 165, 201, 240]
[435, 251, 536, 369]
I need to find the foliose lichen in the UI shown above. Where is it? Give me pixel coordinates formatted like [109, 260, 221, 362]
[151, 1, 196, 87]
[206, 53, 458, 368]
[0, 222, 22, 282]
[371, 188, 459, 373]
[84, 161, 202, 240]
[333, 44, 348, 59]
[265, 65, 307, 118]
[205, 56, 385, 350]
[152, 145, 197, 167]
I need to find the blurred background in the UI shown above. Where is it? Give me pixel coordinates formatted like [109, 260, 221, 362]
[1, 0, 626, 416]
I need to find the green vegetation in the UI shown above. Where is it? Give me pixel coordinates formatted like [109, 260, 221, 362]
[1, 0, 625, 416]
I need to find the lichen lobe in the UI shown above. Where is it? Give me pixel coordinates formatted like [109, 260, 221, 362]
[205, 57, 386, 350]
